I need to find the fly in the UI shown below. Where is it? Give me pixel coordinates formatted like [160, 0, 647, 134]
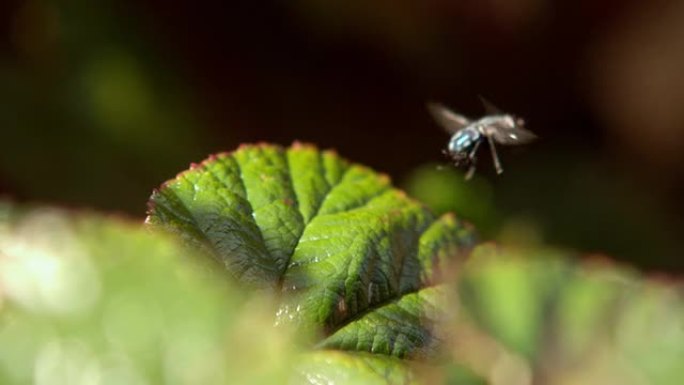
[427, 98, 536, 180]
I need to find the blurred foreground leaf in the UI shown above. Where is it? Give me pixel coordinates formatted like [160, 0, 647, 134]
[0, 203, 300, 385]
[453, 245, 684, 385]
[146, 143, 477, 382]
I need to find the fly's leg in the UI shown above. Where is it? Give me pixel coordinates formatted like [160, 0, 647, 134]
[465, 164, 476, 180]
[468, 139, 482, 161]
[486, 135, 503, 174]
[464, 140, 482, 180]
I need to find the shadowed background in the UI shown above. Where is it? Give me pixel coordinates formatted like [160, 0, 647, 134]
[2, 0, 683, 271]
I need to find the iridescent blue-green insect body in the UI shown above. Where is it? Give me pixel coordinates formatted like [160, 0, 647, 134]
[428, 101, 536, 180]
[448, 126, 481, 155]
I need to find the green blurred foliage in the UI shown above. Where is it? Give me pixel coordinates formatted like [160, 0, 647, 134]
[0, 203, 301, 385]
[453, 244, 684, 385]
[444, 363, 487, 385]
[402, 164, 498, 236]
[1, 0, 205, 212]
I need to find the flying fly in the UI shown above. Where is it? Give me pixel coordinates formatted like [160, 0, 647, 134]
[427, 99, 536, 180]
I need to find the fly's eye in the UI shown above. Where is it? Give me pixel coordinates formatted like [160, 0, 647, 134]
[515, 117, 525, 127]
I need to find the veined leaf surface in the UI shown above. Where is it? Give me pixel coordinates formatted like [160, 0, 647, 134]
[146, 143, 476, 368]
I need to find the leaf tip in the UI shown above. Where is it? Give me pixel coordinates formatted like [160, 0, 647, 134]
[205, 152, 224, 163]
[145, 188, 160, 216]
[377, 172, 392, 185]
[441, 212, 456, 220]
[290, 140, 317, 150]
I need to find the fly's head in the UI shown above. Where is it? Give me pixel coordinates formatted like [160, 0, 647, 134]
[442, 147, 471, 167]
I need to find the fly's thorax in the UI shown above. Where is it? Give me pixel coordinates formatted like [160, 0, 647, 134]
[476, 115, 516, 130]
[448, 126, 481, 154]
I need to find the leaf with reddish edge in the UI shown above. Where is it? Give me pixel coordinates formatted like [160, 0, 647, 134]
[145, 142, 477, 381]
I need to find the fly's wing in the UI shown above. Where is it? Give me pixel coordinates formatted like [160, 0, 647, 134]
[478, 95, 503, 115]
[426, 102, 470, 134]
[485, 124, 537, 145]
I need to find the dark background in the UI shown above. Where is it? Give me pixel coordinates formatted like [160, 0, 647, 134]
[2, 0, 683, 271]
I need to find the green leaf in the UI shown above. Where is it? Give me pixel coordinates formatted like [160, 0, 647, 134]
[294, 351, 420, 385]
[455, 244, 684, 385]
[146, 143, 476, 378]
[0, 203, 302, 385]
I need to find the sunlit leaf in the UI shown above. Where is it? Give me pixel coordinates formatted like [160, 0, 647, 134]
[146, 142, 477, 381]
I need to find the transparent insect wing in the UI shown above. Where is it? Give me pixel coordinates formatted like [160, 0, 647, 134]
[427, 102, 470, 134]
[478, 96, 503, 115]
[485, 119, 537, 145]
